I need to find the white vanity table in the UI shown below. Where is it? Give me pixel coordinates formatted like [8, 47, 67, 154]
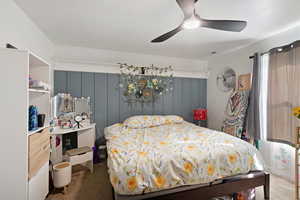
[50, 123, 96, 165]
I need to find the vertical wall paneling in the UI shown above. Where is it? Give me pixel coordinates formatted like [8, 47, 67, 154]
[153, 95, 164, 115]
[82, 72, 95, 122]
[67, 71, 82, 97]
[54, 71, 207, 142]
[182, 78, 192, 121]
[173, 78, 182, 116]
[54, 71, 67, 94]
[202, 79, 207, 108]
[142, 102, 153, 115]
[191, 78, 199, 110]
[107, 74, 120, 126]
[119, 88, 132, 122]
[94, 73, 108, 141]
[163, 87, 174, 115]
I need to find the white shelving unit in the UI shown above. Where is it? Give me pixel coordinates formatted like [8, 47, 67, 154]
[0, 48, 51, 200]
[28, 52, 51, 129]
[28, 88, 50, 94]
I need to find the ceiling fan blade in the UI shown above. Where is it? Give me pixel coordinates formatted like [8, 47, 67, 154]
[200, 19, 247, 32]
[151, 26, 183, 43]
[176, 0, 196, 18]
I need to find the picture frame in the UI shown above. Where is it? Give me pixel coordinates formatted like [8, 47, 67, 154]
[238, 73, 252, 91]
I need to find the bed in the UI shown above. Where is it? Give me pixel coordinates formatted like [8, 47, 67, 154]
[104, 115, 269, 200]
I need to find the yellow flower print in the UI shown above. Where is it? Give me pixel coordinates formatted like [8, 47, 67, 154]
[154, 116, 160, 121]
[183, 162, 193, 173]
[165, 119, 172, 124]
[248, 156, 254, 167]
[187, 145, 195, 150]
[138, 151, 148, 157]
[207, 164, 215, 176]
[111, 149, 119, 154]
[197, 133, 205, 137]
[111, 136, 118, 140]
[112, 176, 118, 186]
[143, 116, 149, 120]
[183, 137, 189, 141]
[228, 154, 237, 163]
[123, 142, 130, 145]
[160, 141, 167, 145]
[143, 141, 149, 145]
[127, 177, 137, 191]
[154, 176, 166, 188]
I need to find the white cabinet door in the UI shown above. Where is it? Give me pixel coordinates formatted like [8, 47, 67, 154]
[28, 163, 49, 200]
[0, 48, 28, 200]
[78, 128, 95, 148]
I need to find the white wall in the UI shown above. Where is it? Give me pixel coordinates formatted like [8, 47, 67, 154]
[207, 24, 300, 182]
[0, 0, 54, 62]
[53, 45, 209, 79]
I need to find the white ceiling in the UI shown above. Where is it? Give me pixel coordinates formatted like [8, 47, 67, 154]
[14, 0, 300, 60]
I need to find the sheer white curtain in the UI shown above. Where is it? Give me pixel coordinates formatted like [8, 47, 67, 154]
[260, 54, 269, 140]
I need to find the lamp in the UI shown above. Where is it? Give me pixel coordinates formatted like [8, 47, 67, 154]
[193, 109, 207, 126]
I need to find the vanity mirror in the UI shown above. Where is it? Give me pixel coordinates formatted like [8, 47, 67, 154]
[74, 97, 91, 120]
[52, 94, 92, 128]
[52, 93, 73, 118]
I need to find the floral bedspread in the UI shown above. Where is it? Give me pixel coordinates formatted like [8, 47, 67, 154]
[105, 121, 264, 195]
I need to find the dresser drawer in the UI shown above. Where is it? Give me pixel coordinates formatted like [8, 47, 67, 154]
[28, 162, 49, 200]
[68, 151, 93, 166]
[28, 128, 50, 180]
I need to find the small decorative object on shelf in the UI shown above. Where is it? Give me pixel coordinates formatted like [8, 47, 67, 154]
[29, 75, 50, 91]
[37, 114, 46, 127]
[28, 105, 38, 131]
[74, 115, 83, 129]
[118, 63, 173, 104]
[193, 108, 207, 126]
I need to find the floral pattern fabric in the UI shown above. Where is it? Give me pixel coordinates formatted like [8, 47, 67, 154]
[123, 115, 183, 128]
[105, 121, 264, 195]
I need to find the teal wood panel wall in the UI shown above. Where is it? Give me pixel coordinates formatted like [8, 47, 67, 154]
[54, 71, 207, 143]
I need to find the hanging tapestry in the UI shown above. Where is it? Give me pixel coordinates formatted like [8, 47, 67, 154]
[222, 90, 250, 138]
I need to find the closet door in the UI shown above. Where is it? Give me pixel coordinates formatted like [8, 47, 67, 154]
[0, 48, 28, 200]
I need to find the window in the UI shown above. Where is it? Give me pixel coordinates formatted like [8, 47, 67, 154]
[260, 53, 269, 140]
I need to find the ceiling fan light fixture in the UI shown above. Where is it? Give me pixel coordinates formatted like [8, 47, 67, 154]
[182, 17, 201, 29]
[151, 0, 247, 42]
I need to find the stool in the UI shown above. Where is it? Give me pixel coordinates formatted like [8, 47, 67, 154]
[66, 146, 93, 173]
[53, 162, 72, 194]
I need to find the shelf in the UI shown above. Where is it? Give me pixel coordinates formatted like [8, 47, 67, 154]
[28, 88, 50, 94]
[28, 125, 50, 136]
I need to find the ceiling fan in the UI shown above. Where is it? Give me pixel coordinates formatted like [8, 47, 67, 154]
[151, 0, 247, 43]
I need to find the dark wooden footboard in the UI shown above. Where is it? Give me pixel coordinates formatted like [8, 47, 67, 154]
[113, 171, 270, 200]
